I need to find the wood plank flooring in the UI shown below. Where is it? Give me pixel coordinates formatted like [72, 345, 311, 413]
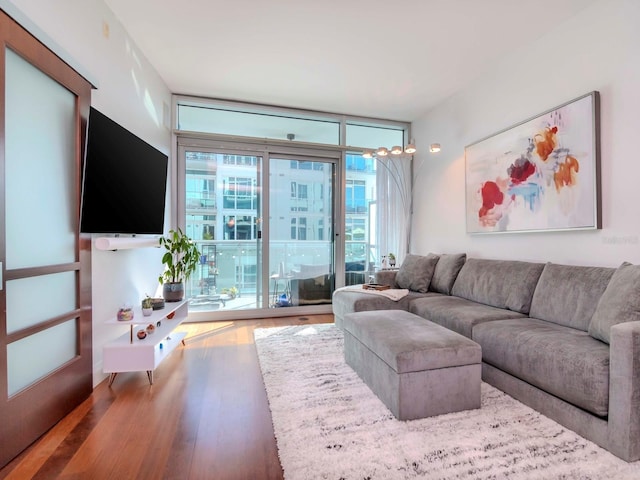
[0, 314, 334, 480]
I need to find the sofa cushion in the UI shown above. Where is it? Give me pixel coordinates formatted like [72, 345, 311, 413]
[473, 318, 610, 417]
[409, 295, 526, 338]
[589, 262, 640, 344]
[332, 289, 436, 328]
[451, 258, 544, 314]
[529, 263, 615, 331]
[429, 253, 466, 295]
[395, 254, 439, 293]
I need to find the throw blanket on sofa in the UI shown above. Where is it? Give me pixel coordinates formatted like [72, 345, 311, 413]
[335, 285, 409, 301]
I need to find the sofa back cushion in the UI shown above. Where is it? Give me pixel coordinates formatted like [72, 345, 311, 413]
[529, 263, 615, 331]
[588, 262, 640, 343]
[429, 253, 466, 295]
[395, 254, 439, 293]
[451, 258, 544, 314]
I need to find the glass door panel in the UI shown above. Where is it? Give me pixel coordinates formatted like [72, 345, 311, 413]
[4, 47, 79, 392]
[180, 144, 338, 314]
[344, 153, 377, 285]
[5, 49, 77, 269]
[182, 150, 263, 312]
[269, 158, 334, 308]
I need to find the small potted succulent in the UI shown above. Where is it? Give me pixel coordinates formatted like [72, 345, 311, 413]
[141, 295, 153, 316]
[388, 253, 396, 268]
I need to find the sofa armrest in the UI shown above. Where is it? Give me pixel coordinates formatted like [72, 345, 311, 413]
[375, 270, 397, 287]
[608, 320, 640, 461]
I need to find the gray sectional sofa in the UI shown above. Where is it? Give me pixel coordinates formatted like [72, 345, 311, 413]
[332, 253, 640, 462]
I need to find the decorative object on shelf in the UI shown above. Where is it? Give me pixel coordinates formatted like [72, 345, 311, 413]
[158, 228, 201, 302]
[117, 305, 134, 322]
[465, 91, 600, 234]
[145, 323, 155, 335]
[136, 329, 147, 340]
[388, 253, 396, 268]
[151, 298, 164, 310]
[141, 295, 153, 316]
[381, 255, 388, 269]
[166, 312, 176, 320]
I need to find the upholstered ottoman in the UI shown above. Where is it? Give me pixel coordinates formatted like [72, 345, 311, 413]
[342, 310, 482, 420]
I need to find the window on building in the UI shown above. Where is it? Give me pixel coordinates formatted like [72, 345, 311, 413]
[223, 177, 256, 209]
[290, 217, 307, 240]
[224, 215, 256, 240]
[223, 154, 257, 166]
[345, 180, 366, 214]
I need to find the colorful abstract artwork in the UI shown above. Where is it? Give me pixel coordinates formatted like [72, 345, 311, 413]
[465, 92, 600, 234]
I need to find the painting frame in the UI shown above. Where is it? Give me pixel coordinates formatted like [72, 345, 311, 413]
[465, 91, 601, 234]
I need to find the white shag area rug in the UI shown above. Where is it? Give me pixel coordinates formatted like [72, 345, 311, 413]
[254, 324, 640, 480]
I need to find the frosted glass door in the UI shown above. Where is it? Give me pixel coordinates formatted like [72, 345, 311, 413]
[4, 48, 78, 393]
[0, 10, 92, 469]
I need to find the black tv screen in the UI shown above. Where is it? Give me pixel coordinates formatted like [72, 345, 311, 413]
[80, 107, 168, 234]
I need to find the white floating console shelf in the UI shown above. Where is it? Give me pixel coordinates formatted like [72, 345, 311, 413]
[95, 236, 160, 251]
[103, 299, 189, 385]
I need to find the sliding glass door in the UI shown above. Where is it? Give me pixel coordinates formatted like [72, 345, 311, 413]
[268, 157, 335, 308]
[180, 147, 263, 311]
[178, 142, 338, 314]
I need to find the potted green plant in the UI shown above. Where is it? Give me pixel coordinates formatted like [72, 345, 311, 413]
[141, 295, 153, 316]
[388, 253, 396, 267]
[221, 286, 239, 299]
[158, 228, 201, 302]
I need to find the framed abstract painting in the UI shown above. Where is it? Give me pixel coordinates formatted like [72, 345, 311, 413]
[465, 91, 601, 234]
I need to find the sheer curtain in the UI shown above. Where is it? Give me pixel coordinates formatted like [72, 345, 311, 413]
[375, 155, 412, 266]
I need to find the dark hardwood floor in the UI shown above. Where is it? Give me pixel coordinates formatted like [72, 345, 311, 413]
[0, 315, 334, 480]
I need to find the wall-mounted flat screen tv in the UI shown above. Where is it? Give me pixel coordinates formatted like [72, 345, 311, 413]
[80, 107, 168, 234]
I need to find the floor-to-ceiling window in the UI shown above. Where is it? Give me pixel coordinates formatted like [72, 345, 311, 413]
[174, 97, 411, 318]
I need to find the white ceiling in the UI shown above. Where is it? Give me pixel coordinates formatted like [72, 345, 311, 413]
[105, 0, 598, 122]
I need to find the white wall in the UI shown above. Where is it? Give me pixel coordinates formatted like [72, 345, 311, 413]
[6, 0, 173, 385]
[411, 0, 640, 267]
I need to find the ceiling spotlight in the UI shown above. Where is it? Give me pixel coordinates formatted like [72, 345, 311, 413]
[376, 147, 389, 156]
[390, 145, 403, 155]
[404, 143, 417, 154]
[429, 143, 441, 153]
[362, 149, 374, 159]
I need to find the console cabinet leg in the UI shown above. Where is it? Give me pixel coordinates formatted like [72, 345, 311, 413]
[108, 373, 118, 387]
[146, 370, 153, 385]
